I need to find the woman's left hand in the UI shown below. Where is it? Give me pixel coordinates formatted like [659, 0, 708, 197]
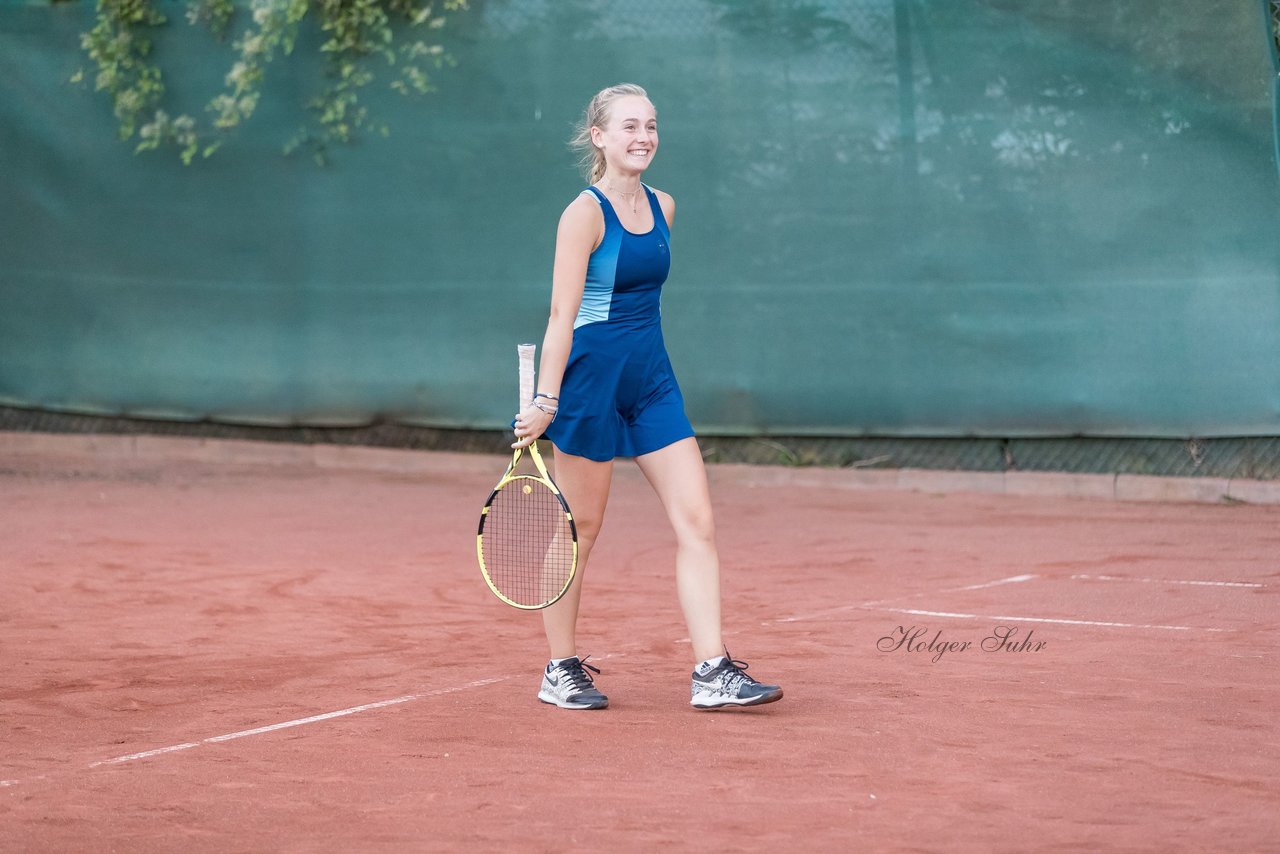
[512, 403, 555, 449]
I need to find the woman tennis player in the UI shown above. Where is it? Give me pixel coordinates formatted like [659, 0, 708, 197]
[512, 83, 783, 711]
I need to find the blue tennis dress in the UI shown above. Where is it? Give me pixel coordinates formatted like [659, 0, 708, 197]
[544, 184, 695, 462]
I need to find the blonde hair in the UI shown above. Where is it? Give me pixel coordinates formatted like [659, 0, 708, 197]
[570, 83, 650, 183]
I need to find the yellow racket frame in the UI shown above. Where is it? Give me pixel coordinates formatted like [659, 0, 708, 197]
[476, 439, 579, 610]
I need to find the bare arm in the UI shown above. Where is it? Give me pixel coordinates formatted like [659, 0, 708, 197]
[512, 194, 603, 449]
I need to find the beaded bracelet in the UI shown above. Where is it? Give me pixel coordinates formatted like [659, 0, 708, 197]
[533, 401, 558, 421]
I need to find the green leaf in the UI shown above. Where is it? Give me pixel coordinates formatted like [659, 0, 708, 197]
[81, 0, 467, 164]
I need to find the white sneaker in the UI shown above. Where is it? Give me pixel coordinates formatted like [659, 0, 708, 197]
[691, 655, 783, 709]
[538, 656, 609, 710]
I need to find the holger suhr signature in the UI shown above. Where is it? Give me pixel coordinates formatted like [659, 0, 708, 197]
[877, 625, 1046, 663]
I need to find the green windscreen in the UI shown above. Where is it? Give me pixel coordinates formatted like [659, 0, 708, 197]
[1, 1, 1277, 437]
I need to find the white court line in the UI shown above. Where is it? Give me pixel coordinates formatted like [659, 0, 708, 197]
[1071, 573, 1264, 589]
[88, 677, 509, 769]
[955, 573, 1038, 591]
[15, 655, 634, 786]
[772, 605, 867, 624]
[774, 574, 1039, 624]
[878, 607, 1232, 632]
[89, 743, 202, 767]
[205, 695, 426, 744]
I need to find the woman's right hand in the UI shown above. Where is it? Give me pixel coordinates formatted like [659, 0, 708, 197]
[512, 403, 556, 449]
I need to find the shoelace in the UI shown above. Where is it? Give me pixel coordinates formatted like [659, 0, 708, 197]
[559, 656, 601, 692]
[701, 653, 760, 695]
[719, 657, 758, 693]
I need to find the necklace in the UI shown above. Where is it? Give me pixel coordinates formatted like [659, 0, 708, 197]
[605, 180, 643, 214]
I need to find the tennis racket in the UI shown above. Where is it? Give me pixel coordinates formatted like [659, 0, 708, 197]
[476, 343, 579, 609]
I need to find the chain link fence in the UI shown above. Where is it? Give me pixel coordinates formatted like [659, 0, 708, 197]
[5, 407, 1277, 479]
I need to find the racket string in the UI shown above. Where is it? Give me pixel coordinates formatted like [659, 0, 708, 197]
[480, 479, 575, 608]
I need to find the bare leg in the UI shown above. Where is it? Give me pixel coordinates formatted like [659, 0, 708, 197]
[541, 446, 613, 659]
[634, 437, 724, 663]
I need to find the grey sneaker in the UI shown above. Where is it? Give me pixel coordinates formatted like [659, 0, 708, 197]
[538, 656, 609, 710]
[691, 655, 783, 709]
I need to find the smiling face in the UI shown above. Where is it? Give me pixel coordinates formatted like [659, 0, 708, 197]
[590, 94, 658, 178]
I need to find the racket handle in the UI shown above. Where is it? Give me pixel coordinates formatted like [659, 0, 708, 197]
[518, 343, 536, 409]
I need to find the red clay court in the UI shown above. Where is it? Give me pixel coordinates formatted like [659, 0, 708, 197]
[2, 433, 1277, 852]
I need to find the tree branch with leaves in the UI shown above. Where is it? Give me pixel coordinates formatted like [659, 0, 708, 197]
[74, 0, 467, 164]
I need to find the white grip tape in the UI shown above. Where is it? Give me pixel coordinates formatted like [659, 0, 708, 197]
[518, 343, 536, 409]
